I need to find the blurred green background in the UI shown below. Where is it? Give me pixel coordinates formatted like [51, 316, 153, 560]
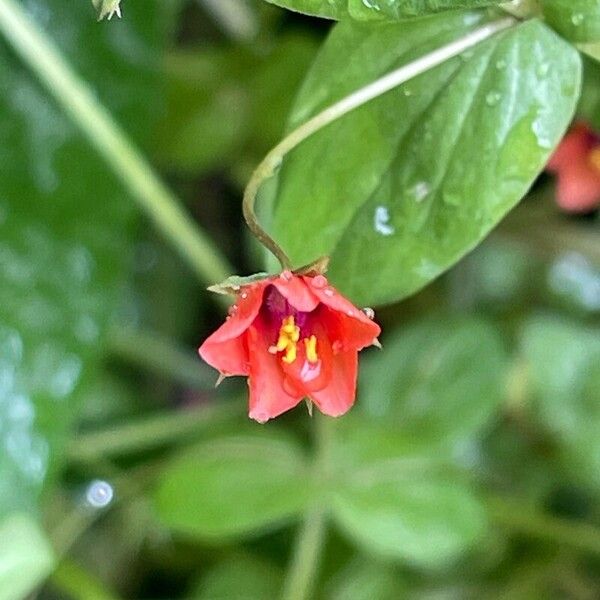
[0, 0, 599, 599]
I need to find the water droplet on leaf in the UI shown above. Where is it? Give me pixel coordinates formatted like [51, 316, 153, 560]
[486, 91, 501, 106]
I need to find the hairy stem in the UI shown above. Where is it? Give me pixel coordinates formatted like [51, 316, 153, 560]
[0, 0, 232, 288]
[242, 16, 516, 269]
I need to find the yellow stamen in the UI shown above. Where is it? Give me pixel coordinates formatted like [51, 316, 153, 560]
[271, 316, 301, 364]
[305, 335, 318, 364]
[589, 147, 600, 174]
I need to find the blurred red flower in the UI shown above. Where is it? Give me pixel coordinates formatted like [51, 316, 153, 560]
[199, 271, 380, 423]
[547, 121, 600, 213]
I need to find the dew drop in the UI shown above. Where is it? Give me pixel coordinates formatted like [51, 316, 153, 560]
[495, 59, 506, 70]
[410, 181, 430, 202]
[536, 63, 550, 77]
[240, 291, 248, 299]
[373, 205, 395, 236]
[485, 91, 501, 106]
[280, 270, 293, 281]
[324, 287, 335, 297]
[332, 340, 343, 353]
[362, 307, 375, 319]
[571, 13, 584, 26]
[228, 304, 238, 316]
[311, 275, 328, 289]
[346, 309, 355, 317]
[403, 87, 412, 97]
[86, 480, 114, 508]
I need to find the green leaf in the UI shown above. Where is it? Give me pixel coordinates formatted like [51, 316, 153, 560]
[360, 316, 507, 442]
[330, 421, 487, 568]
[190, 556, 283, 600]
[541, 0, 600, 43]
[521, 316, 600, 489]
[154, 433, 314, 539]
[0, 0, 164, 518]
[0, 513, 55, 600]
[347, 0, 504, 21]
[268, 14, 581, 306]
[263, 0, 504, 20]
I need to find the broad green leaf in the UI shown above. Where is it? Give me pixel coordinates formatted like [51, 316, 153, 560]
[0, 0, 164, 519]
[268, 14, 581, 306]
[541, 0, 600, 43]
[521, 316, 600, 489]
[154, 433, 314, 539]
[190, 556, 283, 600]
[330, 421, 487, 568]
[360, 317, 506, 442]
[348, 0, 503, 21]
[0, 513, 55, 600]
[263, 0, 504, 20]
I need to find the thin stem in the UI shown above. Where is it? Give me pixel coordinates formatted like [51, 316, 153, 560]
[107, 326, 215, 390]
[0, 0, 232, 287]
[281, 509, 327, 600]
[488, 496, 600, 555]
[281, 414, 332, 600]
[67, 401, 242, 462]
[242, 17, 516, 269]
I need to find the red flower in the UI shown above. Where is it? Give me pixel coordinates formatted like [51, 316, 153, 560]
[199, 271, 380, 423]
[547, 121, 600, 213]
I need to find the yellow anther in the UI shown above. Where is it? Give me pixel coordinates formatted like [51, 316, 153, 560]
[589, 147, 600, 174]
[282, 344, 297, 364]
[271, 316, 301, 364]
[305, 335, 318, 364]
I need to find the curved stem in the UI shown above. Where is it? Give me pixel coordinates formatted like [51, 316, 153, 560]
[243, 16, 516, 269]
[0, 0, 232, 288]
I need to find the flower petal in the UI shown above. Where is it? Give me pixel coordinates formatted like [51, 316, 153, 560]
[305, 278, 380, 350]
[271, 272, 320, 312]
[247, 316, 303, 423]
[555, 163, 600, 212]
[309, 350, 358, 417]
[198, 281, 267, 375]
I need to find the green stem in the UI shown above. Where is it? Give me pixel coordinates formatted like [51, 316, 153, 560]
[107, 327, 215, 390]
[67, 401, 242, 462]
[488, 496, 600, 555]
[242, 17, 516, 270]
[281, 509, 327, 600]
[0, 0, 232, 287]
[281, 414, 332, 600]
